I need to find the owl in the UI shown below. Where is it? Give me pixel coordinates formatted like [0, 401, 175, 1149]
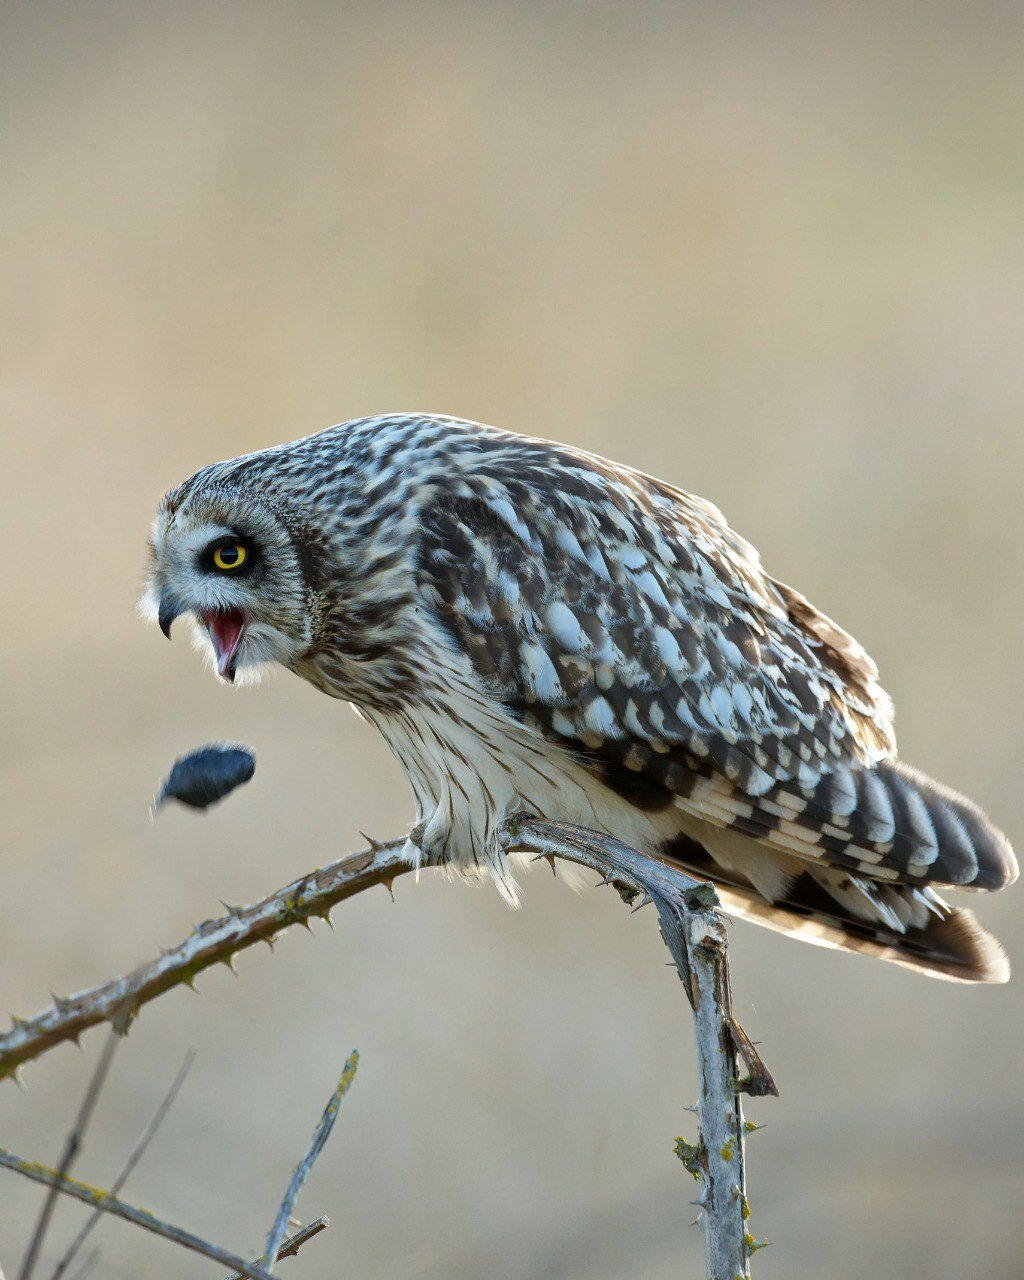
[145, 414, 1017, 981]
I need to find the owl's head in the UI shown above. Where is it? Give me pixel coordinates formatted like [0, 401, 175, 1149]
[143, 478, 324, 684]
[144, 417, 459, 694]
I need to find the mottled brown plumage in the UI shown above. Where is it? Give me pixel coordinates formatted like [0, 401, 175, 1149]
[145, 414, 1018, 981]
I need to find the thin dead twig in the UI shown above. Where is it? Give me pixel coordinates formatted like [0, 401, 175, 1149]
[262, 1053, 358, 1269]
[225, 1217, 330, 1280]
[0, 1149, 277, 1280]
[64, 1253, 99, 1280]
[18, 1001, 134, 1280]
[49, 1048, 196, 1279]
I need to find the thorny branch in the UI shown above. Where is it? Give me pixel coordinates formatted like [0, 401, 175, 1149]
[0, 822, 776, 1279]
[501, 820, 776, 1280]
[0, 840, 408, 1082]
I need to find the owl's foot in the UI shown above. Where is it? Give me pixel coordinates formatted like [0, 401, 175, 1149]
[400, 821, 426, 873]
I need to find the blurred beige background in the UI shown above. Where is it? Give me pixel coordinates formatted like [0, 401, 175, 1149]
[2, 2, 1022, 1277]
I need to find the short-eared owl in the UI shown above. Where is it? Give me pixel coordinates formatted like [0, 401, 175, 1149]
[145, 414, 1017, 981]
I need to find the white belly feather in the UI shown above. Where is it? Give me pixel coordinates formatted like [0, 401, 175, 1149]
[364, 678, 679, 905]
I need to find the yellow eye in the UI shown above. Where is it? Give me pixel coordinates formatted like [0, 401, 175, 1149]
[212, 542, 247, 571]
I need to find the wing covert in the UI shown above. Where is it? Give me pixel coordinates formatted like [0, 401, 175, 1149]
[410, 437, 1009, 893]
[417, 453, 894, 803]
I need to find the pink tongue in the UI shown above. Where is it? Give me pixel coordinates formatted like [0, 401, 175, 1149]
[207, 610, 244, 677]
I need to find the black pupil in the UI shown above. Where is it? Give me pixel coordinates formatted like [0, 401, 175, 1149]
[220, 544, 242, 565]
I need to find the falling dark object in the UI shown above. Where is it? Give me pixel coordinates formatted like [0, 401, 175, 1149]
[155, 744, 256, 812]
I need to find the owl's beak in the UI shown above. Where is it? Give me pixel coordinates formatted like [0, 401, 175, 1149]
[158, 596, 179, 639]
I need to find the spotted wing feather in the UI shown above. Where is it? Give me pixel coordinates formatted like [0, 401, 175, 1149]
[418, 444, 1014, 893]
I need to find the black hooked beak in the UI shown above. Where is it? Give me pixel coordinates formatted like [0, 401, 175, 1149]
[158, 596, 180, 639]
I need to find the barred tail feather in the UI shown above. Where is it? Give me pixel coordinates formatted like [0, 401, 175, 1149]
[876, 761, 1018, 890]
[716, 881, 1010, 983]
[673, 758, 1018, 893]
[661, 829, 1011, 983]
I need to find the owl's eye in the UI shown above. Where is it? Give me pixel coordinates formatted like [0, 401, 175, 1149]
[203, 537, 253, 574]
[213, 543, 247, 570]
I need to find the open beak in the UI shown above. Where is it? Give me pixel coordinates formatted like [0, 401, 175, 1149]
[200, 608, 246, 682]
